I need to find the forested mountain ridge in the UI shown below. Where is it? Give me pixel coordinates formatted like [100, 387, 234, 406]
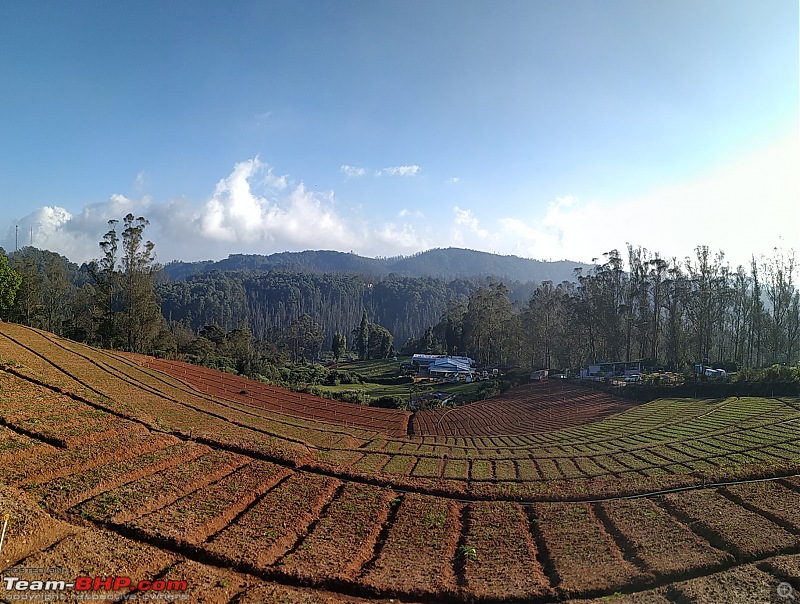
[156, 247, 592, 346]
[2, 229, 798, 376]
[163, 247, 591, 283]
[0, 243, 584, 352]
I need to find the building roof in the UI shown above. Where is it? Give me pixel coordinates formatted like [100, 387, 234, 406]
[429, 358, 472, 374]
[412, 354, 474, 366]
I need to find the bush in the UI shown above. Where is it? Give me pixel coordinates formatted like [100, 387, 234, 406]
[324, 370, 362, 386]
[478, 382, 499, 399]
[372, 395, 405, 409]
[333, 389, 372, 405]
[736, 364, 800, 383]
[760, 364, 800, 382]
[606, 380, 799, 401]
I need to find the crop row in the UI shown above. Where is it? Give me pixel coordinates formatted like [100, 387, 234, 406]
[56, 439, 800, 601]
[0, 428, 178, 487]
[0, 423, 54, 470]
[411, 395, 800, 454]
[3, 322, 327, 444]
[0, 325, 327, 465]
[2, 347, 797, 504]
[90, 340, 385, 445]
[16, 514, 800, 604]
[148, 357, 411, 437]
[413, 382, 637, 437]
[5, 324, 797, 488]
[389, 401, 800, 483]
[305, 430, 800, 488]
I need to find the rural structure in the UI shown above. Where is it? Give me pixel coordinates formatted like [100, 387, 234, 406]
[411, 354, 476, 377]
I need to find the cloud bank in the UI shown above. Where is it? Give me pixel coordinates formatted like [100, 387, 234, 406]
[2, 136, 796, 269]
[1, 159, 432, 264]
[446, 136, 799, 268]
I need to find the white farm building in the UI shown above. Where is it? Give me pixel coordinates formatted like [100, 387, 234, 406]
[411, 354, 476, 378]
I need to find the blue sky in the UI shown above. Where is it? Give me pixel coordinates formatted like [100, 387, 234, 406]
[0, 1, 797, 269]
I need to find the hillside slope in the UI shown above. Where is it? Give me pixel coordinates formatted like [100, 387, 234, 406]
[0, 323, 798, 602]
[163, 247, 592, 282]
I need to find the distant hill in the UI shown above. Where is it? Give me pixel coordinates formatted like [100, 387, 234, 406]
[163, 247, 592, 283]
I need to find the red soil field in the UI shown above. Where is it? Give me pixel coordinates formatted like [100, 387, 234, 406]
[146, 357, 412, 437]
[204, 472, 341, 570]
[596, 497, 732, 576]
[360, 492, 461, 599]
[128, 460, 291, 547]
[461, 500, 551, 599]
[0, 430, 177, 487]
[723, 480, 800, 531]
[278, 482, 393, 583]
[73, 448, 250, 524]
[413, 381, 638, 437]
[530, 501, 645, 596]
[143, 357, 641, 442]
[669, 564, 784, 602]
[29, 441, 206, 512]
[1, 323, 799, 603]
[660, 490, 799, 560]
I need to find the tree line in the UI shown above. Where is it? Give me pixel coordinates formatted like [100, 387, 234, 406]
[0, 214, 172, 354]
[0, 219, 798, 374]
[409, 245, 799, 373]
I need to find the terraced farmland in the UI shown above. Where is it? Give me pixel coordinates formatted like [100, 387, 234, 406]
[147, 357, 412, 437]
[412, 382, 639, 436]
[0, 322, 798, 603]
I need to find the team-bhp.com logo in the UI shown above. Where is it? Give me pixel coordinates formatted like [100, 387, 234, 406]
[3, 575, 188, 600]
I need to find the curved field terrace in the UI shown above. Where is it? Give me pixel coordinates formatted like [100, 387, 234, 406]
[147, 357, 412, 438]
[0, 323, 798, 603]
[412, 381, 638, 436]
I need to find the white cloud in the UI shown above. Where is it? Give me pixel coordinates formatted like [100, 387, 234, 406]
[2, 160, 353, 263]
[451, 177, 460, 184]
[263, 168, 288, 190]
[17, 206, 73, 250]
[3, 194, 152, 263]
[614, 135, 799, 268]
[3, 136, 793, 269]
[373, 223, 430, 251]
[377, 165, 421, 177]
[194, 158, 352, 251]
[450, 206, 490, 247]
[340, 164, 366, 178]
[441, 135, 799, 268]
[525, 136, 799, 268]
[453, 207, 483, 231]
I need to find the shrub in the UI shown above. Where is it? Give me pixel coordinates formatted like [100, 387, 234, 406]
[372, 395, 405, 409]
[333, 389, 372, 405]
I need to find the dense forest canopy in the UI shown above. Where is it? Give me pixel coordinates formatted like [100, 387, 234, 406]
[163, 248, 591, 283]
[0, 221, 798, 376]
